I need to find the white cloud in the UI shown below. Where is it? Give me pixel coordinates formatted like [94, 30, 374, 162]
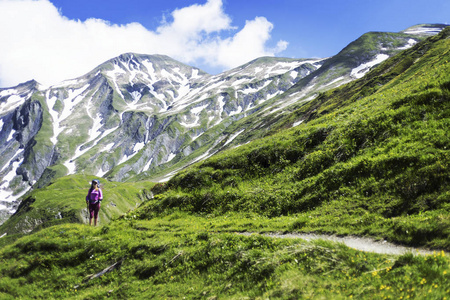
[158, 0, 233, 35]
[0, 0, 288, 87]
[215, 17, 288, 68]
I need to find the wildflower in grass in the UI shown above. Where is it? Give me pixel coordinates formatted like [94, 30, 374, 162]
[420, 278, 426, 285]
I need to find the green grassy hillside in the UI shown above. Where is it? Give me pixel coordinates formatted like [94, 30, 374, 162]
[146, 27, 450, 250]
[0, 28, 449, 299]
[0, 216, 449, 299]
[0, 175, 153, 240]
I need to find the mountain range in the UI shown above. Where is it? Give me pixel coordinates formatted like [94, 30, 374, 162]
[0, 23, 447, 224]
[0, 22, 449, 298]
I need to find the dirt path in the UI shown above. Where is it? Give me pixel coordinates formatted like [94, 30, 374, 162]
[239, 232, 439, 256]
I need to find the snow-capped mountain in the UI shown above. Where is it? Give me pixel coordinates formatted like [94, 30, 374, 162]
[264, 24, 450, 114]
[0, 24, 446, 223]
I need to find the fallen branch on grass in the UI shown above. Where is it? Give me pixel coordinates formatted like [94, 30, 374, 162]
[83, 258, 125, 283]
[167, 252, 183, 265]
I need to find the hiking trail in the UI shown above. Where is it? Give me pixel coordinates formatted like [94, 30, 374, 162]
[239, 232, 441, 256]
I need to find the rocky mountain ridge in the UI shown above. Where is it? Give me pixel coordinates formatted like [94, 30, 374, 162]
[0, 23, 447, 223]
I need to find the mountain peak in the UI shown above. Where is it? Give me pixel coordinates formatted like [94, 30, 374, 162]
[102, 53, 207, 73]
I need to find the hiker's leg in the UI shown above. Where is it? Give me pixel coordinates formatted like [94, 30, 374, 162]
[93, 203, 100, 226]
[89, 203, 94, 226]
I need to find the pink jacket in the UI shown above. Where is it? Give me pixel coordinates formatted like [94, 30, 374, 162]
[86, 188, 103, 204]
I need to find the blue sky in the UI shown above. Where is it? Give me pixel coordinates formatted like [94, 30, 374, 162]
[0, 0, 449, 87]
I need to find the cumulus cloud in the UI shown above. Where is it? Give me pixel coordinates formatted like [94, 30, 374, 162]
[0, 0, 287, 87]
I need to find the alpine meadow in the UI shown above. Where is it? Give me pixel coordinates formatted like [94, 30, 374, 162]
[0, 24, 449, 299]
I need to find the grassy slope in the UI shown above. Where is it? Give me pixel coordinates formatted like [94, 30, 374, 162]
[0, 175, 153, 240]
[148, 27, 450, 250]
[0, 214, 448, 299]
[0, 29, 449, 299]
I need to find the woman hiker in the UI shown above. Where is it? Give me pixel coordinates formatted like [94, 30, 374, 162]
[86, 179, 103, 226]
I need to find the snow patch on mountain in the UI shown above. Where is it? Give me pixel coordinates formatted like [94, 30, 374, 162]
[159, 169, 179, 183]
[264, 61, 304, 77]
[191, 69, 201, 79]
[96, 169, 108, 178]
[405, 28, 441, 35]
[0, 154, 30, 212]
[63, 159, 76, 175]
[47, 84, 90, 145]
[231, 78, 250, 87]
[180, 103, 210, 128]
[46, 93, 62, 145]
[143, 158, 153, 172]
[241, 80, 272, 95]
[141, 60, 157, 81]
[229, 106, 243, 116]
[351, 54, 389, 79]
[393, 39, 418, 51]
[180, 116, 200, 128]
[188, 135, 228, 166]
[130, 91, 142, 102]
[102, 143, 115, 152]
[192, 132, 204, 142]
[326, 76, 345, 86]
[264, 90, 284, 102]
[402, 25, 446, 36]
[117, 154, 133, 166]
[1, 150, 24, 173]
[6, 129, 15, 143]
[133, 142, 145, 153]
[191, 104, 208, 115]
[290, 71, 298, 79]
[88, 113, 103, 142]
[224, 129, 245, 147]
[106, 64, 126, 99]
[0, 94, 26, 113]
[117, 141, 146, 167]
[202, 78, 226, 94]
[166, 152, 176, 163]
[215, 96, 226, 125]
[0, 89, 18, 98]
[169, 91, 209, 115]
[52, 78, 84, 89]
[292, 120, 304, 127]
